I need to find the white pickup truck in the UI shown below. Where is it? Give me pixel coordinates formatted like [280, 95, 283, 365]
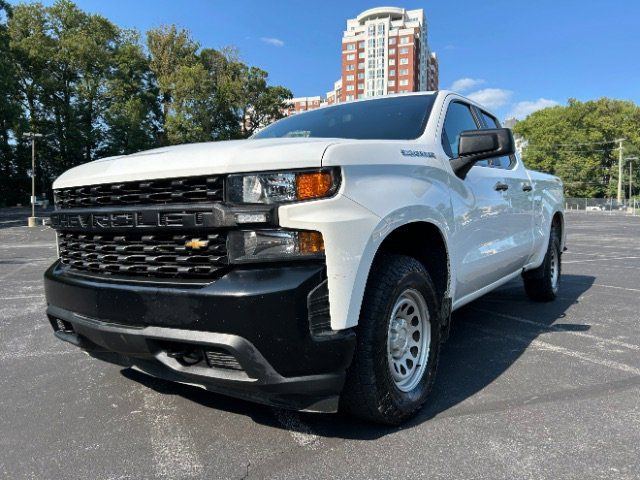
[45, 91, 565, 424]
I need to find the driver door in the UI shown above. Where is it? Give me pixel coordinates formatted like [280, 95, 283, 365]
[441, 100, 517, 300]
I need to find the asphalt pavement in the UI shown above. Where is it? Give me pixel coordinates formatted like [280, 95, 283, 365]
[1, 208, 639, 479]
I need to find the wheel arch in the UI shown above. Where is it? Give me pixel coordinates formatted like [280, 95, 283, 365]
[369, 221, 451, 302]
[552, 210, 566, 250]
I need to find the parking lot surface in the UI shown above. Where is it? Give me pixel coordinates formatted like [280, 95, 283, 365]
[1, 209, 639, 479]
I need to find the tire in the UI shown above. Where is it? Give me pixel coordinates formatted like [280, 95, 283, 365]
[523, 225, 561, 302]
[340, 254, 441, 425]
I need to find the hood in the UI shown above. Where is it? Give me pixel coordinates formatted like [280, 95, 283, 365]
[53, 138, 345, 189]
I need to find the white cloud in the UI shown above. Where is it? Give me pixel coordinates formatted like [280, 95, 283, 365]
[448, 77, 485, 92]
[466, 88, 513, 109]
[508, 98, 559, 119]
[260, 37, 285, 47]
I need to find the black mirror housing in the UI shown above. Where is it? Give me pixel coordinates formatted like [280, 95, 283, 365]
[450, 128, 516, 179]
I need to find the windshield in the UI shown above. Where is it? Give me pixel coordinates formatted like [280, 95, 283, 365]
[254, 94, 436, 140]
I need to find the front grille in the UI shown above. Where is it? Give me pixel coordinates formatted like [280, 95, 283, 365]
[58, 231, 227, 278]
[54, 175, 224, 210]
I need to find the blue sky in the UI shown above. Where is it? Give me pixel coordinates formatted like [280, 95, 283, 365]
[37, 0, 640, 120]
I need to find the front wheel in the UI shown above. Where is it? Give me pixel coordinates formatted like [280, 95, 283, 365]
[340, 254, 441, 425]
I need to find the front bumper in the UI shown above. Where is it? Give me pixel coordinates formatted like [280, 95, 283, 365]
[44, 262, 355, 412]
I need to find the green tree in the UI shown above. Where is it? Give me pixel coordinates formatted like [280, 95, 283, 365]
[514, 98, 640, 197]
[146, 25, 201, 144]
[102, 30, 160, 155]
[0, 0, 28, 206]
[9, 0, 117, 187]
[0, 2, 293, 206]
[238, 66, 291, 137]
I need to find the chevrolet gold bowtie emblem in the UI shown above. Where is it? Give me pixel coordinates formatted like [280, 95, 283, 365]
[185, 238, 209, 250]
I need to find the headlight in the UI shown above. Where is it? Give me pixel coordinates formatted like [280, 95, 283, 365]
[226, 168, 340, 204]
[227, 230, 324, 263]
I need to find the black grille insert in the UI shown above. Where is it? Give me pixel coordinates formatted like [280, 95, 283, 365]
[58, 231, 228, 278]
[54, 175, 224, 209]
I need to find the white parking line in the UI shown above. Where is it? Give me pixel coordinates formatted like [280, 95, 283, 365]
[563, 281, 640, 293]
[468, 323, 640, 377]
[472, 308, 640, 352]
[272, 409, 320, 449]
[563, 255, 640, 264]
[0, 294, 46, 301]
[0, 264, 32, 280]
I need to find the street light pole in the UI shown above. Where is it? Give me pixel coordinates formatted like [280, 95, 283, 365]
[616, 138, 625, 203]
[625, 157, 639, 201]
[23, 132, 43, 227]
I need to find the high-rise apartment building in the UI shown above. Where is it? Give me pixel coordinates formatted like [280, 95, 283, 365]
[330, 7, 438, 103]
[283, 96, 323, 116]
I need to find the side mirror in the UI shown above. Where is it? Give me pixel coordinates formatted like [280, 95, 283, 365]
[450, 128, 515, 179]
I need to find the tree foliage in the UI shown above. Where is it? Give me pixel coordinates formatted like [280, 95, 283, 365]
[0, 0, 291, 206]
[515, 98, 640, 198]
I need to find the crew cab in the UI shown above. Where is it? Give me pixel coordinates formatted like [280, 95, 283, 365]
[44, 92, 565, 424]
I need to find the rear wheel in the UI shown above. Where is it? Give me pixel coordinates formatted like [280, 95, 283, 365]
[340, 254, 441, 425]
[523, 225, 561, 301]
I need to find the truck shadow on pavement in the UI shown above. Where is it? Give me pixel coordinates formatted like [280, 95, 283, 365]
[121, 273, 595, 440]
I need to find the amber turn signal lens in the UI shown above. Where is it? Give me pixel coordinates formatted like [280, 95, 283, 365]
[296, 171, 334, 200]
[298, 231, 324, 254]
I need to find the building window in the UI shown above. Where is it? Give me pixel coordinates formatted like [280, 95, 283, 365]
[400, 68, 409, 75]
[367, 38, 375, 48]
[346, 64, 355, 71]
[346, 74, 354, 81]
[347, 53, 355, 61]
[400, 57, 409, 65]
[400, 37, 409, 45]
[346, 84, 354, 91]
[389, 58, 396, 66]
[400, 47, 409, 54]
[357, 94, 364, 99]
[367, 25, 375, 36]
[346, 94, 355, 101]
[358, 52, 365, 59]
[389, 37, 396, 45]
[388, 80, 396, 87]
[377, 23, 385, 35]
[358, 41, 365, 49]
[358, 83, 364, 89]
[389, 48, 396, 55]
[399, 79, 409, 86]
[389, 70, 396, 76]
[346, 43, 356, 51]
[358, 72, 365, 79]
[358, 62, 365, 69]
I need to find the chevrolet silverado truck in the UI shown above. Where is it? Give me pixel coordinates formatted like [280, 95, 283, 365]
[45, 92, 565, 424]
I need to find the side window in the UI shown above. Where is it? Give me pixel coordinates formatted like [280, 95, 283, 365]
[478, 110, 513, 169]
[441, 101, 479, 158]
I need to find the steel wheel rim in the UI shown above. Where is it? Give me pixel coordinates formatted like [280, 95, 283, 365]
[387, 288, 431, 392]
[550, 247, 560, 292]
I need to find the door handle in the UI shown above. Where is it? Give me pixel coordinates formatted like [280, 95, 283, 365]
[494, 182, 509, 191]
[522, 184, 533, 192]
